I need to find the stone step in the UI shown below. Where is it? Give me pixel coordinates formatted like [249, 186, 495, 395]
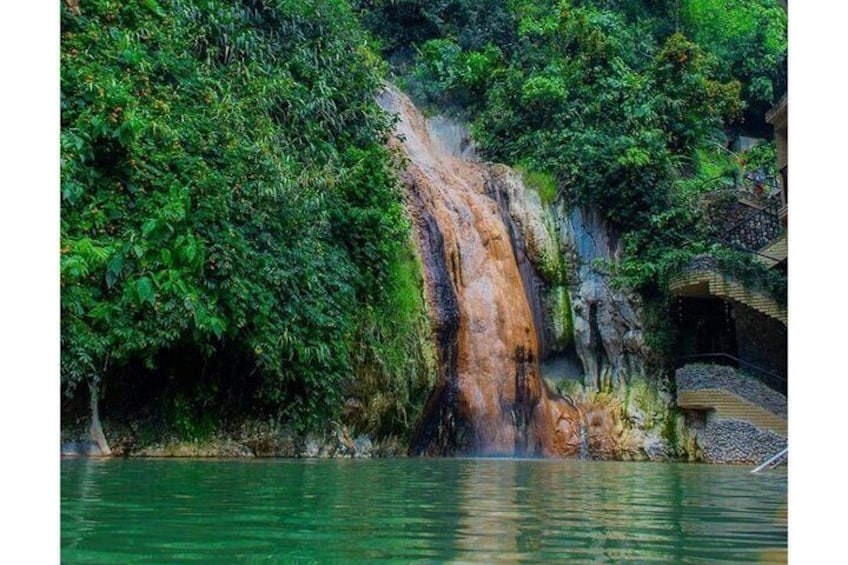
[757, 235, 787, 267]
[677, 389, 787, 437]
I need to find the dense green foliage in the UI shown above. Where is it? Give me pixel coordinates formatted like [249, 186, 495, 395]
[61, 0, 433, 437]
[679, 0, 786, 134]
[61, 0, 787, 443]
[358, 0, 787, 359]
[355, 0, 517, 59]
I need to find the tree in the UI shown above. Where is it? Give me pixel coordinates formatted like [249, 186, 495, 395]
[61, 0, 415, 444]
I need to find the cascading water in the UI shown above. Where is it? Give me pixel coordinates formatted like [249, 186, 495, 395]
[378, 87, 584, 457]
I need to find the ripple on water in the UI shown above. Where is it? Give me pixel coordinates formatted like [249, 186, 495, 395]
[62, 458, 787, 563]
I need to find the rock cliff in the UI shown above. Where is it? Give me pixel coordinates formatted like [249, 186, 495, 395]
[383, 86, 681, 460]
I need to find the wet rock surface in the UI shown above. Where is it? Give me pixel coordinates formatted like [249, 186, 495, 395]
[380, 86, 583, 457]
[556, 377, 688, 462]
[557, 206, 649, 390]
[62, 420, 400, 459]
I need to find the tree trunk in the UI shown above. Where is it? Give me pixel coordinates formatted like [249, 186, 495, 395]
[88, 375, 111, 456]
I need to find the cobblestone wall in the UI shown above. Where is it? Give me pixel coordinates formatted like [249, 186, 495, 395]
[698, 420, 786, 464]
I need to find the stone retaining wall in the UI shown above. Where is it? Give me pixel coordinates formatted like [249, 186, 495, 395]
[697, 420, 787, 464]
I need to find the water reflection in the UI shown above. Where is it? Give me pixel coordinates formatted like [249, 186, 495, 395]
[447, 460, 786, 563]
[454, 461, 532, 561]
[61, 459, 786, 563]
[62, 457, 109, 550]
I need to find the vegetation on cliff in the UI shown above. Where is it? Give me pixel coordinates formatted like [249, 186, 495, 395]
[358, 0, 787, 355]
[61, 0, 433, 448]
[61, 0, 786, 450]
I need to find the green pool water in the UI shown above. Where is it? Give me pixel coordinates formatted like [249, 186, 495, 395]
[61, 458, 786, 563]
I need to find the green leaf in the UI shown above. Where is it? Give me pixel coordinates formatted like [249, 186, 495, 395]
[209, 317, 225, 339]
[114, 121, 136, 147]
[141, 0, 166, 18]
[184, 240, 197, 264]
[106, 255, 123, 288]
[136, 277, 155, 305]
[141, 219, 157, 238]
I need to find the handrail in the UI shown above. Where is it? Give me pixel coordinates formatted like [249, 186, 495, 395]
[721, 198, 783, 253]
[721, 197, 777, 237]
[677, 353, 786, 393]
[696, 169, 785, 254]
[677, 353, 785, 382]
[751, 447, 788, 473]
[697, 170, 782, 202]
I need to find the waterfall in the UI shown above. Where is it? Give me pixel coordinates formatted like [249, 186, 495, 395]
[378, 87, 583, 457]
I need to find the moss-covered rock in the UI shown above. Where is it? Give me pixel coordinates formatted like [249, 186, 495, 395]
[553, 376, 694, 461]
[547, 285, 574, 350]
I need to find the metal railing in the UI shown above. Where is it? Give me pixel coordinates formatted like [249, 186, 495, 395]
[695, 171, 785, 257]
[751, 447, 788, 473]
[720, 198, 783, 253]
[676, 353, 787, 395]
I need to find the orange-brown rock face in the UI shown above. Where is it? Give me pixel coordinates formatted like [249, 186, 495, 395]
[378, 87, 582, 456]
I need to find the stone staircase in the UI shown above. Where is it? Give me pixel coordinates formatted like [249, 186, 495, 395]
[669, 267, 787, 325]
[677, 388, 786, 437]
[675, 364, 787, 463]
[671, 188, 787, 321]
